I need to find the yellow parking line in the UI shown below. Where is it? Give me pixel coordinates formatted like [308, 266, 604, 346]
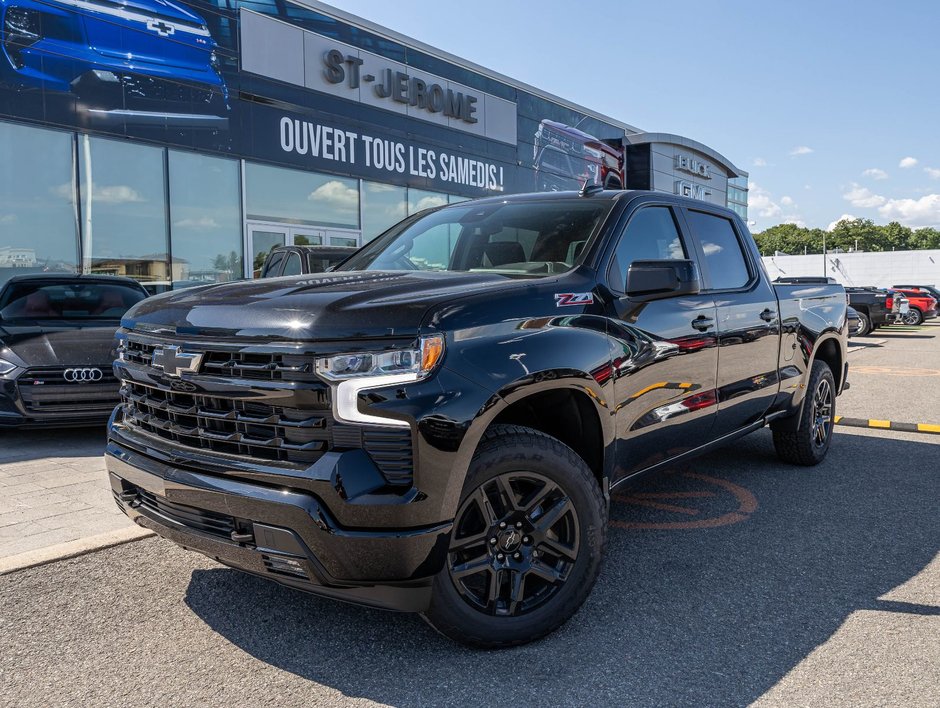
[917, 423, 940, 434]
[833, 415, 843, 423]
[868, 419, 891, 429]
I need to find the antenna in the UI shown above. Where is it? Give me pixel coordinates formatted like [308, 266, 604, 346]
[579, 180, 604, 197]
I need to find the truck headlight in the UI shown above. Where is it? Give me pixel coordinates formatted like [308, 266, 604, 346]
[316, 335, 444, 427]
[0, 358, 18, 376]
[317, 334, 444, 381]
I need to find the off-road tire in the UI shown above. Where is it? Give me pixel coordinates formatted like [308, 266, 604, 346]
[422, 424, 607, 649]
[772, 360, 836, 466]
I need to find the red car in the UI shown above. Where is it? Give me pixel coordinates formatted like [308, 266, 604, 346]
[890, 287, 939, 325]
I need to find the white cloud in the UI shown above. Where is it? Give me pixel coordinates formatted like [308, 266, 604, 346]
[752, 157, 768, 167]
[308, 180, 358, 210]
[789, 146, 813, 156]
[173, 217, 221, 230]
[747, 182, 782, 219]
[877, 194, 940, 227]
[862, 168, 888, 180]
[827, 214, 857, 231]
[924, 167, 940, 179]
[782, 217, 806, 227]
[899, 156, 918, 168]
[0, 214, 16, 225]
[843, 183, 886, 209]
[413, 195, 447, 212]
[780, 195, 794, 206]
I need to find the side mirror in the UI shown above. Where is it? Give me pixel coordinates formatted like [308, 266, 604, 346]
[626, 259, 701, 301]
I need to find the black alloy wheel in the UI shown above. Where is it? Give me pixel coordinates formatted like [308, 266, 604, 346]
[447, 471, 579, 617]
[423, 424, 607, 648]
[810, 377, 833, 448]
[772, 360, 836, 466]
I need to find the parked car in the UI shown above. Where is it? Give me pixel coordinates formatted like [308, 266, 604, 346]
[260, 245, 357, 278]
[846, 306, 860, 337]
[843, 286, 893, 336]
[107, 189, 848, 647]
[0, 274, 147, 428]
[889, 287, 938, 325]
[892, 284, 940, 301]
[0, 0, 229, 128]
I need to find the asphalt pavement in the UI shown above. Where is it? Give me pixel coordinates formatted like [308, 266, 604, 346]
[0, 324, 937, 707]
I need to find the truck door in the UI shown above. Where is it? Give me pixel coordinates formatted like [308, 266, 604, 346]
[682, 208, 781, 438]
[603, 202, 719, 480]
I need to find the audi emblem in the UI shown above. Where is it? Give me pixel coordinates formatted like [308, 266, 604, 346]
[63, 368, 104, 383]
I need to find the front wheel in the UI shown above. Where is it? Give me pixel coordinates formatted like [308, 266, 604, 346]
[772, 360, 836, 465]
[423, 424, 607, 648]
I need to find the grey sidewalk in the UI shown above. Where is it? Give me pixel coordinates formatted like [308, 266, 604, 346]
[0, 428, 136, 559]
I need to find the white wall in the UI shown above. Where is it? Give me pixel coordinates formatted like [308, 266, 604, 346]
[761, 249, 940, 288]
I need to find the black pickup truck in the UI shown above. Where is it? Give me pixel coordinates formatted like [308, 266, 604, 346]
[107, 189, 848, 647]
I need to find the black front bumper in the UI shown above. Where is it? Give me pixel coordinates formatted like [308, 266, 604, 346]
[106, 441, 451, 612]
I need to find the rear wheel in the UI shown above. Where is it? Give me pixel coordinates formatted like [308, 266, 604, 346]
[772, 360, 836, 466]
[856, 312, 872, 336]
[423, 424, 607, 648]
[902, 307, 923, 325]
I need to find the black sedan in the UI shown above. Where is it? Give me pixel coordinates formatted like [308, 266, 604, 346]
[0, 274, 147, 428]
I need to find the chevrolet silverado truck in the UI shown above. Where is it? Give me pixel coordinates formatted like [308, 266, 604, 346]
[107, 189, 849, 648]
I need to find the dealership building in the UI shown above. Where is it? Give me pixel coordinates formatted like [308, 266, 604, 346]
[0, 0, 747, 288]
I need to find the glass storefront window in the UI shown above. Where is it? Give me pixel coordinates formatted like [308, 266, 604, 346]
[407, 189, 448, 215]
[79, 136, 169, 289]
[0, 122, 78, 284]
[245, 163, 359, 229]
[168, 151, 242, 287]
[361, 181, 406, 243]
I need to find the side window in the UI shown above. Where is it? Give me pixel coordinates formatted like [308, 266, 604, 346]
[685, 211, 751, 290]
[261, 251, 284, 277]
[282, 252, 302, 276]
[609, 206, 686, 292]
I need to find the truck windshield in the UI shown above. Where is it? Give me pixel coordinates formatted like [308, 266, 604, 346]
[0, 281, 146, 323]
[339, 199, 614, 276]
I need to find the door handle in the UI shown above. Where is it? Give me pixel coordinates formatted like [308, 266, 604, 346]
[760, 308, 777, 322]
[691, 315, 715, 332]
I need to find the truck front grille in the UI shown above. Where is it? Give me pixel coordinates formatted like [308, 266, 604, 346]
[121, 380, 328, 464]
[123, 340, 318, 383]
[118, 335, 415, 484]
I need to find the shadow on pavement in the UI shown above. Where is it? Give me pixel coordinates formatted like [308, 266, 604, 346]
[0, 426, 107, 462]
[185, 429, 939, 706]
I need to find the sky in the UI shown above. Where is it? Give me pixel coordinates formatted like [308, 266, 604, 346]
[337, 0, 940, 232]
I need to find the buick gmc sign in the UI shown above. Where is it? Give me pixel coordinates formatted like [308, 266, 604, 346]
[324, 49, 479, 124]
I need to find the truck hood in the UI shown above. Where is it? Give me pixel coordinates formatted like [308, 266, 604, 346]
[0, 323, 119, 368]
[73, 0, 218, 71]
[122, 271, 526, 341]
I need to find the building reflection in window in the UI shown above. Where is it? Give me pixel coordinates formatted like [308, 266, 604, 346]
[0, 122, 79, 285]
[79, 136, 170, 289]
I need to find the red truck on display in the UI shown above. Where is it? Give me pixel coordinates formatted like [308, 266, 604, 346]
[533, 120, 623, 192]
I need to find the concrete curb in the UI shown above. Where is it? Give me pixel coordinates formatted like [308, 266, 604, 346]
[848, 338, 886, 351]
[0, 526, 155, 576]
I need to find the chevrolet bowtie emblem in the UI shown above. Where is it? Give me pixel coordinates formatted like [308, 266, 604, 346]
[151, 345, 203, 377]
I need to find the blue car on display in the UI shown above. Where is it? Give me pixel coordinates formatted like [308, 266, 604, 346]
[0, 0, 229, 128]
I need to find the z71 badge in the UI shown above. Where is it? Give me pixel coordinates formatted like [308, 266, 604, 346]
[555, 292, 594, 307]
